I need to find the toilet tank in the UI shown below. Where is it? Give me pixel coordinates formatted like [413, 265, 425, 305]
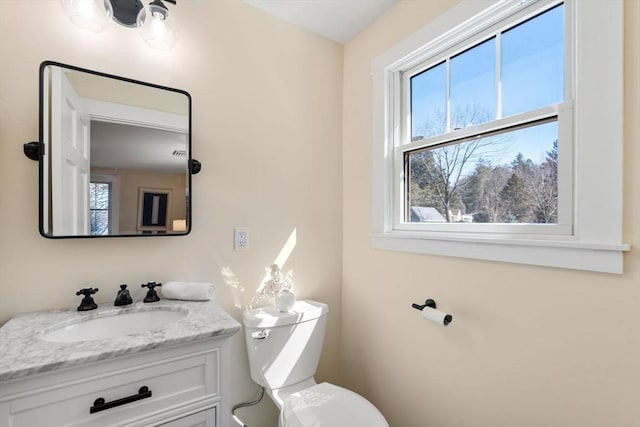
[243, 300, 328, 390]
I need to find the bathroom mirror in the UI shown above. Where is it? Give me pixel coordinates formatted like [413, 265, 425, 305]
[38, 61, 192, 238]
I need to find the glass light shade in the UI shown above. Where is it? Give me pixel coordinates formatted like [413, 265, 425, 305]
[60, 0, 113, 33]
[136, 4, 179, 50]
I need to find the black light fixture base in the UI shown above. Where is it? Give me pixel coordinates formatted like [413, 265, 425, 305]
[111, 0, 144, 28]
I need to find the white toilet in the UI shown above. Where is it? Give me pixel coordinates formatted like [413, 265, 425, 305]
[243, 300, 389, 427]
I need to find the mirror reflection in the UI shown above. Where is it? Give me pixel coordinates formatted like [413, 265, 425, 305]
[39, 62, 191, 238]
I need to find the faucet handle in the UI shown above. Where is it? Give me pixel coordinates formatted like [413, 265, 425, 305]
[76, 287, 99, 311]
[76, 287, 99, 297]
[141, 281, 162, 303]
[141, 281, 161, 290]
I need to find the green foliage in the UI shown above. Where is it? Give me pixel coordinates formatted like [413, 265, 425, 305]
[408, 143, 558, 224]
[500, 173, 532, 222]
[408, 106, 557, 224]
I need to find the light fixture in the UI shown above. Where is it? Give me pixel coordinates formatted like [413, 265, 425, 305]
[60, 0, 114, 33]
[60, 0, 179, 49]
[136, 0, 179, 50]
[111, 0, 144, 27]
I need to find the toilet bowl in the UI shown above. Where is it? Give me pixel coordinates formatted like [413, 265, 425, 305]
[279, 382, 388, 427]
[243, 300, 389, 427]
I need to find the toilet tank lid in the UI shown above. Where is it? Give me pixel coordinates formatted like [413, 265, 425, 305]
[243, 300, 328, 328]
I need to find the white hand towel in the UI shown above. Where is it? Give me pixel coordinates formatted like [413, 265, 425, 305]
[162, 281, 217, 301]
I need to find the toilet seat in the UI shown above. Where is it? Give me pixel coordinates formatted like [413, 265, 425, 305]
[280, 382, 389, 427]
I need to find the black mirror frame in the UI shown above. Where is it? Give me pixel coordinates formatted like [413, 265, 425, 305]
[26, 61, 199, 239]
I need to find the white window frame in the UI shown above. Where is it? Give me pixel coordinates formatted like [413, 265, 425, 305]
[372, 0, 629, 273]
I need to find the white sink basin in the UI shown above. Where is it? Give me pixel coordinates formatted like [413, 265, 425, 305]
[41, 307, 188, 343]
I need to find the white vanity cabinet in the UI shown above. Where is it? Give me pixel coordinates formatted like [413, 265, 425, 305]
[158, 407, 216, 427]
[0, 336, 231, 427]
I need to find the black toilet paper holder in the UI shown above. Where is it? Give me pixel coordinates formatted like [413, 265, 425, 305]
[411, 298, 452, 325]
[411, 298, 437, 311]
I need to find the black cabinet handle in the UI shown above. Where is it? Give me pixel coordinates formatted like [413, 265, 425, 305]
[90, 386, 152, 414]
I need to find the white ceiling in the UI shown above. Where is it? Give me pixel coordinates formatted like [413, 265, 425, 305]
[91, 121, 188, 174]
[242, 0, 398, 44]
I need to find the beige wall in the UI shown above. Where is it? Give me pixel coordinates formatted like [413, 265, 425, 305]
[341, 1, 640, 427]
[0, 2, 343, 426]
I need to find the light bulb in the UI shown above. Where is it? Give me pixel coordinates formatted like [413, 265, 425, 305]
[136, 3, 178, 50]
[60, 0, 113, 33]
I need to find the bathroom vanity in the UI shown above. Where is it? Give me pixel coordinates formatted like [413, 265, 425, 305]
[0, 300, 241, 427]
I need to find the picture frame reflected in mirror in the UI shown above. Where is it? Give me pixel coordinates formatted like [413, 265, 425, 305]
[137, 188, 172, 232]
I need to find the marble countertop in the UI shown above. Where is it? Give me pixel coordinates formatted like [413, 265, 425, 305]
[0, 300, 241, 382]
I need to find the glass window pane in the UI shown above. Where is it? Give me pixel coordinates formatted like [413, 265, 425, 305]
[96, 183, 110, 209]
[89, 182, 110, 235]
[406, 120, 558, 224]
[91, 211, 109, 236]
[411, 62, 446, 140]
[450, 37, 496, 129]
[502, 4, 564, 117]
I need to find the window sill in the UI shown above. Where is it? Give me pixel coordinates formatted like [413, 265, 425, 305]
[371, 232, 630, 274]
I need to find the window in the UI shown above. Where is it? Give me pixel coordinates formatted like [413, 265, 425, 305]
[90, 182, 111, 236]
[372, 0, 628, 273]
[406, 5, 564, 228]
[89, 174, 120, 236]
